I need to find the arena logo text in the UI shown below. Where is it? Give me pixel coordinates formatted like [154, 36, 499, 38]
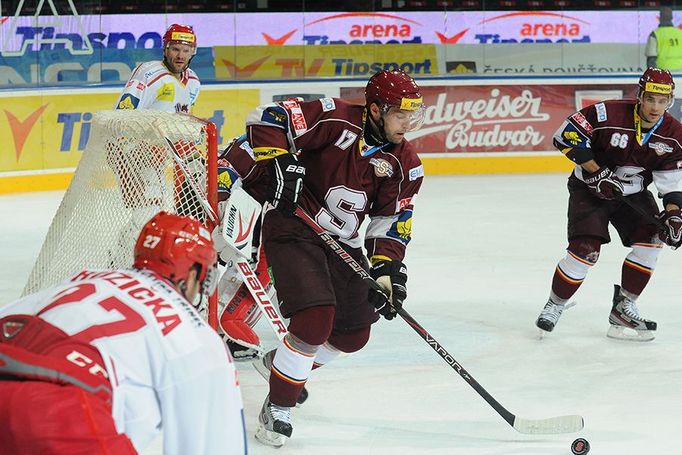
[439, 12, 591, 44]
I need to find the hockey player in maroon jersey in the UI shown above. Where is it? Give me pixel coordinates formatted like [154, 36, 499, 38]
[224, 70, 425, 446]
[536, 67, 682, 341]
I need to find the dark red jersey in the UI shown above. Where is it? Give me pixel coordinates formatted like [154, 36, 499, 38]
[225, 98, 423, 261]
[554, 99, 682, 199]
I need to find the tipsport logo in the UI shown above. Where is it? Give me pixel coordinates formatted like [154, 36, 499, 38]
[1, 26, 165, 56]
[436, 11, 591, 44]
[4, 108, 227, 162]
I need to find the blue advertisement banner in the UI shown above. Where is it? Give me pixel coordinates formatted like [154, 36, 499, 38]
[0, 47, 215, 86]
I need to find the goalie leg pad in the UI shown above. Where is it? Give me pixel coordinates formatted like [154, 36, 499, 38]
[219, 285, 262, 351]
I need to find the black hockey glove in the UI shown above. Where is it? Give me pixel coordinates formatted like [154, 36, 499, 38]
[266, 153, 305, 216]
[658, 209, 682, 248]
[583, 165, 624, 200]
[369, 260, 407, 320]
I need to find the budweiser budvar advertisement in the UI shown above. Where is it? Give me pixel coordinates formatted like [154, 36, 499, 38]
[343, 83, 638, 154]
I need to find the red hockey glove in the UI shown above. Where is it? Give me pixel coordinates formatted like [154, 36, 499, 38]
[658, 209, 682, 248]
[583, 166, 624, 200]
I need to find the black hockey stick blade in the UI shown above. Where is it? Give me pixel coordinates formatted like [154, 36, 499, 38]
[294, 207, 584, 435]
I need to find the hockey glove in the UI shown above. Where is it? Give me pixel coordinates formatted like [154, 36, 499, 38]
[658, 209, 682, 248]
[583, 165, 624, 200]
[369, 259, 407, 320]
[266, 153, 305, 216]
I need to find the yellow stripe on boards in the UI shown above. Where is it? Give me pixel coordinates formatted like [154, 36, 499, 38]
[421, 155, 573, 175]
[0, 172, 73, 195]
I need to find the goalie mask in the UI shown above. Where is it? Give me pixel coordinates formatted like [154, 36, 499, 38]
[365, 70, 425, 135]
[134, 211, 218, 297]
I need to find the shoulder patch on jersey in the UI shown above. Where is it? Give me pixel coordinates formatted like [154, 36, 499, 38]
[261, 105, 290, 131]
[570, 112, 593, 134]
[156, 83, 175, 102]
[595, 102, 607, 122]
[320, 97, 336, 112]
[561, 123, 585, 146]
[282, 99, 308, 136]
[117, 94, 140, 110]
[369, 157, 394, 177]
[409, 164, 424, 181]
[649, 141, 674, 155]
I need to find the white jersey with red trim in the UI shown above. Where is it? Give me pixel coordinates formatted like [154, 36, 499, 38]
[115, 60, 200, 113]
[0, 268, 245, 455]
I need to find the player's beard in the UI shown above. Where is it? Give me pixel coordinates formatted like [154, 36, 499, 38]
[163, 57, 188, 76]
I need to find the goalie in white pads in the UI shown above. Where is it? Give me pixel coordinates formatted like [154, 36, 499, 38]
[213, 139, 273, 361]
[0, 212, 246, 454]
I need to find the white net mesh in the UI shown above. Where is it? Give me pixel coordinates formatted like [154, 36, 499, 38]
[24, 110, 217, 296]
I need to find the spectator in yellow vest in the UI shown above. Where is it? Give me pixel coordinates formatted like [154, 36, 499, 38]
[645, 7, 682, 70]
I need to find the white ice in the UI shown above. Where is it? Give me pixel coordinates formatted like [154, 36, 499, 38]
[1, 174, 680, 455]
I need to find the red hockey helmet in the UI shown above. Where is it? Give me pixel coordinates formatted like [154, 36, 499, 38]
[365, 70, 425, 130]
[365, 70, 423, 110]
[134, 211, 217, 295]
[163, 24, 197, 51]
[638, 67, 675, 96]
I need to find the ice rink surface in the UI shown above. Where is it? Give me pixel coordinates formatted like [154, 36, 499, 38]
[2, 174, 680, 455]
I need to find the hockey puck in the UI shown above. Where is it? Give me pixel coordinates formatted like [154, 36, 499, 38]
[571, 438, 590, 455]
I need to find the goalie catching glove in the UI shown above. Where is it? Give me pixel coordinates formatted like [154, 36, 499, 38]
[658, 208, 682, 248]
[583, 165, 624, 200]
[369, 259, 407, 320]
[266, 153, 305, 216]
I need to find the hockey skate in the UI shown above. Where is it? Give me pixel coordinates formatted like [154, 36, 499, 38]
[607, 285, 657, 342]
[254, 349, 309, 406]
[255, 395, 293, 447]
[536, 297, 575, 335]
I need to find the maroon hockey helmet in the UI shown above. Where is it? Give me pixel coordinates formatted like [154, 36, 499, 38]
[365, 70, 423, 111]
[365, 70, 425, 131]
[134, 211, 217, 295]
[163, 24, 197, 54]
[638, 67, 675, 96]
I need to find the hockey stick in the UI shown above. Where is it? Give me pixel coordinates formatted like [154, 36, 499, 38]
[618, 194, 666, 230]
[163, 135, 219, 224]
[294, 207, 585, 435]
[618, 194, 680, 250]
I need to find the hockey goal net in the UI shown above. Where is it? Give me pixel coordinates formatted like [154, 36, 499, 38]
[23, 110, 219, 327]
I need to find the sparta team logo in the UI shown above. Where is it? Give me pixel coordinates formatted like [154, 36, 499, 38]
[649, 142, 673, 156]
[369, 157, 394, 177]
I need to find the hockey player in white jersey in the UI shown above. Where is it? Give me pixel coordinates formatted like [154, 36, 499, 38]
[115, 24, 200, 113]
[0, 212, 247, 455]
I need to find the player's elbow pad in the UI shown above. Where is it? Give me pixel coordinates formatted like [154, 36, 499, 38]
[564, 147, 595, 165]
